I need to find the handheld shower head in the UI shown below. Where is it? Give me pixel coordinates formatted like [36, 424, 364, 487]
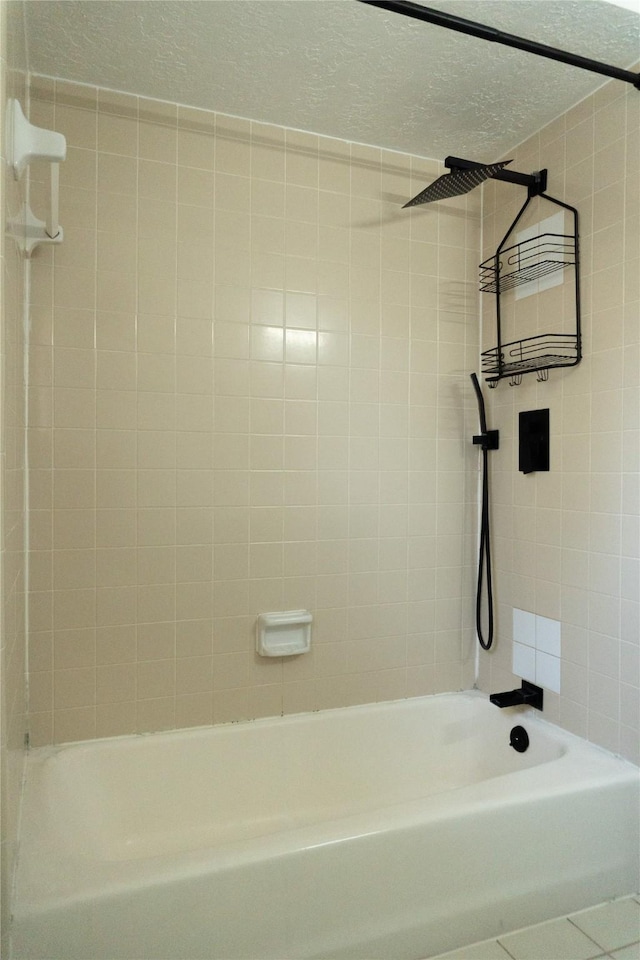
[470, 371, 488, 434]
[403, 159, 512, 208]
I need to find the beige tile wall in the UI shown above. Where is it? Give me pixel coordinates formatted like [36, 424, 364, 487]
[478, 75, 640, 764]
[27, 79, 480, 745]
[0, 1, 29, 951]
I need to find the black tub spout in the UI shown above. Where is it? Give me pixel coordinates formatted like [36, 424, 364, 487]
[490, 680, 543, 711]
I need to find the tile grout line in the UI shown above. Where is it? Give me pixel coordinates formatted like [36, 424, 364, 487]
[566, 914, 616, 954]
[494, 938, 517, 959]
[431, 895, 640, 960]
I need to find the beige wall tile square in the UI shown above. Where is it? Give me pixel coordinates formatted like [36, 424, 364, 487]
[96, 585, 136, 627]
[137, 582, 176, 623]
[137, 197, 176, 243]
[180, 432, 215, 469]
[53, 707, 97, 744]
[177, 242, 214, 283]
[179, 166, 214, 207]
[136, 697, 175, 733]
[175, 655, 213, 695]
[136, 315, 175, 356]
[96, 701, 137, 738]
[176, 545, 213, 583]
[135, 623, 173, 662]
[138, 507, 176, 547]
[178, 128, 214, 170]
[96, 662, 136, 703]
[97, 113, 137, 156]
[95, 624, 136, 665]
[138, 120, 176, 163]
[53, 666, 96, 709]
[176, 619, 213, 658]
[176, 398, 213, 438]
[137, 658, 175, 700]
[175, 692, 213, 729]
[94, 508, 135, 549]
[55, 104, 97, 150]
[98, 152, 137, 195]
[176, 317, 213, 356]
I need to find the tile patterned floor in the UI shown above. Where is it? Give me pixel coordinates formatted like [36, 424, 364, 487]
[430, 894, 640, 960]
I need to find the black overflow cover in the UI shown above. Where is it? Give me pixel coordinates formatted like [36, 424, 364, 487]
[509, 725, 529, 753]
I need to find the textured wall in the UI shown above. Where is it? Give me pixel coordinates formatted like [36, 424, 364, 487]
[26, 80, 479, 745]
[478, 74, 640, 764]
[0, 1, 29, 951]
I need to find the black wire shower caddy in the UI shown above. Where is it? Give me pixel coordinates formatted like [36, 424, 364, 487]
[478, 183, 581, 387]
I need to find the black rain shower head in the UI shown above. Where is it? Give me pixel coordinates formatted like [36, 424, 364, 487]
[403, 159, 513, 208]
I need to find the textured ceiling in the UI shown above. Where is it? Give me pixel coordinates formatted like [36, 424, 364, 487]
[23, 0, 640, 159]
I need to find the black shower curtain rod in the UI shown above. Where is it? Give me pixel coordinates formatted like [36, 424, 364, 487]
[358, 0, 640, 90]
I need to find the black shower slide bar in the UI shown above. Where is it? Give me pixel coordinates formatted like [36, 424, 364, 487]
[358, 0, 640, 91]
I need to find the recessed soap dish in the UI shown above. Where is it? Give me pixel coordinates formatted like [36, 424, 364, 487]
[256, 610, 312, 657]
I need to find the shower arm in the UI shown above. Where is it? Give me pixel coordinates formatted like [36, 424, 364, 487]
[445, 157, 547, 198]
[358, 0, 640, 91]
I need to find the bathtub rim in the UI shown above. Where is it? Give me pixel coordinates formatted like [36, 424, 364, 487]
[20, 687, 640, 764]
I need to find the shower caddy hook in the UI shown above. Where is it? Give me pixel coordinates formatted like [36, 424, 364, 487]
[6, 99, 67, 256]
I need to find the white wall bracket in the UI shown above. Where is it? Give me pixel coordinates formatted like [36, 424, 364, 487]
[7, 202, 64, 257]
[8, 98, 66, 178]
[6, 99, 66, 255]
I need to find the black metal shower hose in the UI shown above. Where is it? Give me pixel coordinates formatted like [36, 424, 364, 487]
[470, 372, 495, 651]
[476, 441, 494, 650]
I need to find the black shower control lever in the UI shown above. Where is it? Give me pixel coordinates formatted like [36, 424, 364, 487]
[472, 430, 499, 451]
[490, 680, 543, 711]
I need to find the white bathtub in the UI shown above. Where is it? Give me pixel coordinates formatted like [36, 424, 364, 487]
[11, 691, 640, 960]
